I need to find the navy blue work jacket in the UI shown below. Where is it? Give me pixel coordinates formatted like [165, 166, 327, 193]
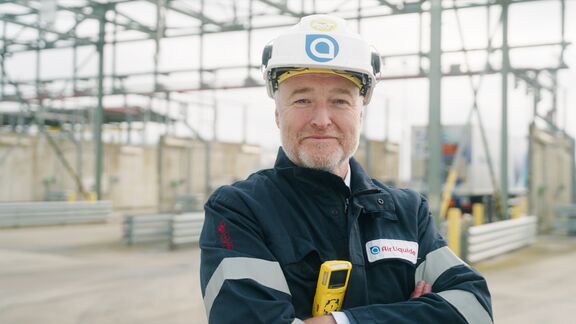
[200, 148, 492, 323]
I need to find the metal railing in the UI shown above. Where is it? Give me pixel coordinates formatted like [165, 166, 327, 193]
[554, 204, 576, 235]
[170, 212, 204, 249]
[0, 201, 112, 228]
[463, 215, 537, 263]
[123, 213, 173, 244]
[123, 212, 204, 249]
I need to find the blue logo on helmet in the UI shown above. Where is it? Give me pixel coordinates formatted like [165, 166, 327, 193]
[370, 246, 380, 255]
[305, 34, 339, 62]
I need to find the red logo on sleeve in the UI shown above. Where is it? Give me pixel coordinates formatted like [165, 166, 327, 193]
[217, 221, 234, 250]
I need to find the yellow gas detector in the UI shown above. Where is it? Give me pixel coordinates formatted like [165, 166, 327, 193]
[312, 260, 352, 317]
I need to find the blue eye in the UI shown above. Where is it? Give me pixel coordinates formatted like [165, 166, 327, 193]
[334, 99, 351, 106]
[294, 99, 311, 105]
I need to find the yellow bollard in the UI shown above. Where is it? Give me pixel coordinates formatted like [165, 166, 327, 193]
[520, 197, 528, 215]
[472, 203, 484, 226]
[67, 192, 77, 202]
[447, 208, 461, 257]
[86, 192, 97, 202]
[511, 205, 522, 219]
[510, 197, 528, 219]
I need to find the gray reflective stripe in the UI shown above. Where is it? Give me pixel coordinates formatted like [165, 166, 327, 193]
[203, 257, 291, 317]
[415, 246, 465, 286]
[292, 319, 305, 324]
[438, 290, 493, 324]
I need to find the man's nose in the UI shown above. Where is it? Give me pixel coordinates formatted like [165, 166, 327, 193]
[310, 103, 332, 129]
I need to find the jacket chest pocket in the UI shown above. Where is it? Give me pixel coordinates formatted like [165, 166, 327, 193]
[360, 216, 419, 302]
[365, 257, 416, 303]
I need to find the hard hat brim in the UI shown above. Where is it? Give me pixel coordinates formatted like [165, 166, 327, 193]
[277, 68, 363, 89]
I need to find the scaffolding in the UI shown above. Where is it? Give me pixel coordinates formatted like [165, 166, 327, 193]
[0, 0, 571, 219]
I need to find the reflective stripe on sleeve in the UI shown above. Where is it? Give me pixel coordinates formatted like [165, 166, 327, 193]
[203, 257, 292, 317]
[415, 246, 465, 286]
[438, 289, 493, 324]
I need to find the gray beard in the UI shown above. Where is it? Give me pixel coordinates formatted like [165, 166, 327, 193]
[297, 147, 345, 174]
[284, 139, 359, 175]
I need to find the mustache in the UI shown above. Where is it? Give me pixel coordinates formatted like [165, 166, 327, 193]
[299, 133, 341, 139]
[299, 128, 341, 136]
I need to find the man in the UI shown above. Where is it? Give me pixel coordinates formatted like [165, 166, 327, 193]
[200, 14, 492, 324]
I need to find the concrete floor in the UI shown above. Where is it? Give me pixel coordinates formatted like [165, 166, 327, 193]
[477, 235, 576, 324]
[0, 223, 575, 324]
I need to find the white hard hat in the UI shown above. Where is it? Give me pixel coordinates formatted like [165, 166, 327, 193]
[261, 14, 381, 104]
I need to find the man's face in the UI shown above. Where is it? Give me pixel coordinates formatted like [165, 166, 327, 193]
[274, 73, 364, 175]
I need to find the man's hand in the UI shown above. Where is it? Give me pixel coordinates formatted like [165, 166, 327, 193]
[304, 315, 337, 324]
[410, 280, 432, 298]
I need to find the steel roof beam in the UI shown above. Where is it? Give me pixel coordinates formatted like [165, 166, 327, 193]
[60, 4, 157, 35]
[376, 0, 400, 12]
[114, 11, 156, 34]
[1, 0, 557, 53]
[0, 13, 85, 41]
[142, 0, 222, 27]
[256, 0, 301, 17]
[0, 15, 95, 50]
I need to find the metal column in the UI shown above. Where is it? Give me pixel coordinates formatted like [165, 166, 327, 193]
[571, 136, 576, 204]
[0, 21, 5, 99]
[94, 5, 107, 200]
[35, 25, 44, 126]
[428, 0, 443, 225]
[500, 0, 510, 218]
[154, 0, 165, 91]
[199, 0, 205, 88]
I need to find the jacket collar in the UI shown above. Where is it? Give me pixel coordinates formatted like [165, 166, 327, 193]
[273, 147, 382, 196]
[274, 147, 397, 219]
[348, 156, 381, 195]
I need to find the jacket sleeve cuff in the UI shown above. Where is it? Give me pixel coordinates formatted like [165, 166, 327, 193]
[331, 311, 351, 324]
[341, 310, 359, 324]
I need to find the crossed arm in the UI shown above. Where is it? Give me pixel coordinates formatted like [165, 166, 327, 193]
[304, 281, 433, 324]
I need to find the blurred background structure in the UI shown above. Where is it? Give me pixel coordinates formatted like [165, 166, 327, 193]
[1, 0, 573, 221]
[0, 0, 575, 323]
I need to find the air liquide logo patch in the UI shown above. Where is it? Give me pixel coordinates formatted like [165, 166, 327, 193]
[305, 34, 339, 62]
[366, 239, 418, 264]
